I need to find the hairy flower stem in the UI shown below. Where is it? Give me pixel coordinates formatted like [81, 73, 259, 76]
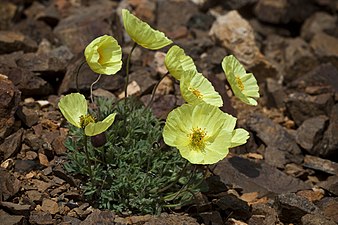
[124, 42, 137, 100]
[76, 61, 86, 92]
[83, 133, 94, 184]
[90, 74, 102, 103]
[145, 72, 170, 110]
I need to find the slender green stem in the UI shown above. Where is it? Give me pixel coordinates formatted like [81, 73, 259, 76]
[157, 160, 189, 193]
[83, 132, 94, 183]
[90, 74, 102, 103]
[76, 61, 86, 92]
[124, 42, 137, 99]
[145, 72, 170, 110]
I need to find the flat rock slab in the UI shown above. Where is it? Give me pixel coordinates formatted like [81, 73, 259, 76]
[303, 155, 338, 175]
[213, 156, 310, 197]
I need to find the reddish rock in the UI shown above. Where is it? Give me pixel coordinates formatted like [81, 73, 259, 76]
[0, 75, 21, 140]
[0, 129, 24, 160]
[41, 198, 59, 215]
[0, 168, 21, 201]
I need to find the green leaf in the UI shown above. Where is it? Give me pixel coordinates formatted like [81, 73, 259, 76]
[122, 9, 172, 50]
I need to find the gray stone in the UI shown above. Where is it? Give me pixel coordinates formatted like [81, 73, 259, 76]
[264, 147, 286, 169]
[296, 116, 328, 151]
[246, 113, 303, 164]
[274, 193, 320, 224]
[285, 92, 334, 126]
[209, 10, 278, 82]
[0, 129, 24, 160]
[213, 156, 310, 197]
[304, 155, 338, 175]
[313, 104, 338, 158]
[301, 213, 336, 225]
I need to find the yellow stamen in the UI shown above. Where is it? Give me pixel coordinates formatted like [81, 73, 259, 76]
[236, 76, 244, 91]
[188, 127, 207, 150]
[189, 87, 203, 99]
[80, 114, 96, 128]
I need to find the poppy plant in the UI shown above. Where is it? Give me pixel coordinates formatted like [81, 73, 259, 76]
[222, 55, 259, 106]
[122, 9, 172, 50]
[84, 35, 122, 75]
[58, 93, 116, 136]
[163, 103, 249, 164]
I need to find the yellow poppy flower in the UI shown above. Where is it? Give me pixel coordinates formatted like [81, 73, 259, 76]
[180, 70, 223, 107]
[122, 9, 172, 50]
[58, 93, 116, 136]
[163, 103, 249, 164]
[165, 45, 197, 80]
[84, 35, 122, 75]
[222, 55, 259, 106]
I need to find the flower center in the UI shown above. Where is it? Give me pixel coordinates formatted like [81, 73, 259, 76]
[189, 87, 203, 99]
[188, 127, 207, 150]
[80, 114, 96, 128]
[235, 76, 244, 91]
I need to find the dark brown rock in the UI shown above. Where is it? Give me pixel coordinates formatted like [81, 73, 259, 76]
[41, 198, 59, 215]
[313, 104, 338, 158]
[24, 1, 60, 27]
[0, 65, 53, 97]
[316, 197, 338, 223]
[141, 94, 176, 119]
[0, 75, 21, 140]
[301, 213, 336, 225]
[157, 0, 198, 34]
[296, 116, 328, 151]
[0, 213, 25, 225]
[264, 147, 287, 169]
[0, 201, 31, 216]
[215, 193, 252, 221]
[289, 63, 338, 94]
[0, 129, 24, 160]
[0, 2, 17, 30]
[58, 57, 124, 94]
[285, 92, 334, 126]
[200, 211, 224, 225]
[304, 155, 338, 175]
[129, 67, 157, 95]
[248, 203, 280, 225]
[318, 176, 338, 196]
[246, 113, 303, 164]
[265, 78, 286, 108]
[0, 168, 21, 201]
[14, 160, 41, 173]
[53, 2, 116, 54]
[16, 106, 39, 127]
[0, 31, 37, 54]
[274, 193, 320, 224]
[213, 156, 310, 197]
[16, 45, 73, 73]
[79, 209, 116, 225]
[254, 0, 317, 24]
[311, 32, 338, 58]
[301, 12, 337, 41]
[29, 211, 53, 225]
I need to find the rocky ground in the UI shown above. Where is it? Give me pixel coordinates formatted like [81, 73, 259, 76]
[0, 0, 338, 224]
